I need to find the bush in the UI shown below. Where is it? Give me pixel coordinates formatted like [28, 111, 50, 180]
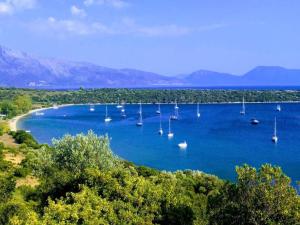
[11, 131, 39, 149]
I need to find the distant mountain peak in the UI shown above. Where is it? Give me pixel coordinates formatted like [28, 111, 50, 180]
[0, 44, 299, 88]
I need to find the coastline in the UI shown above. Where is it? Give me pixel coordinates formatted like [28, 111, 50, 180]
[8, 104, 74, 131]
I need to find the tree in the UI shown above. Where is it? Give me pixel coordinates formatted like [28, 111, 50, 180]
[208, 164, 300, 225]
[13, 95, 32, 114]
[51, 131, 117, 173]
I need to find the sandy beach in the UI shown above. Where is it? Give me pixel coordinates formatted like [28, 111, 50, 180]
[8, 104, 74, 131]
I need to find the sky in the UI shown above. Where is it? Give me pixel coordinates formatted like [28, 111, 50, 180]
[0, 0, 300, 76]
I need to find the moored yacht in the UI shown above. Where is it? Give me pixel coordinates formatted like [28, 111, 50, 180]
[272, 117, 278, 143]
[276, 104, 281, 112]
[197, 103, 201, 118]
[251, 118, 259, 125]
[104, 105, 112, 123]
[156, 103, 161, 114]
[240, 97, 246, 115]
[136, 102, 143, 126]
[167, 117, 174, 138]
[178, 141, 187, 149]
[158, 113, 163, 135]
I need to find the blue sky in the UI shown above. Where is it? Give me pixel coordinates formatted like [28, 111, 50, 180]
[0, 0, 299, 75]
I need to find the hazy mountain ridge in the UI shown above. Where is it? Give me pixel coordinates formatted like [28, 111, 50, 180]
[1, 45, 300, 88]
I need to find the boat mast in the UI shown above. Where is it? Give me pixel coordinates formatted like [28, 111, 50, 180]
[274, 117, 277, 137]
[139, 102, 143, 123]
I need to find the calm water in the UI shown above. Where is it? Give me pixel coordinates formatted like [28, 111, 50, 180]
[19, 103, 300, 183]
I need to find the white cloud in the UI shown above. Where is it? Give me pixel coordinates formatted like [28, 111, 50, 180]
[70, 5, 86, 17]
[28, 17, 113, 37]
[28, 15, 226, 39]
[83, 0, 128, 8]
[0, 0, 36, 15]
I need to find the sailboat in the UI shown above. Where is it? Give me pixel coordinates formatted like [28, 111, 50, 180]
[104, 105, 112, 123]
[240, 97, 245, 115]
[158, 113, 163, 135]
[276, 104, 281, 112]
[170, 101, 179, 120]
[121, 103, 126, 118]
[167, 117, 174, 138]
[178, 141, 187, 149]
[197, 103, 201, 118]
[89, 104, 95, 112]
[272, 117, 278, 143]
[136, 102, 143, 126]
[116, 98, 123, 109]
[156, 103, 161, 114]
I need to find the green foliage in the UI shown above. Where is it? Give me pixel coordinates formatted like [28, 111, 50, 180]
[11, 131, 39, 149]
[0, 174, 15, 203]
[0, 100, 18, 118]
[208, 164, 300, 225]
[1, 88, 300, 106]
[13, 95, 32, 114]
[51, 131, 117, 173]
[0, 131, 299, 224]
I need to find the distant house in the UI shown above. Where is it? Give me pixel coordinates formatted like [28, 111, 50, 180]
[0, 114, 6, 120]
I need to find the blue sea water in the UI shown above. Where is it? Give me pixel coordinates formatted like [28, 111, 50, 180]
[19, 103, 300, 184]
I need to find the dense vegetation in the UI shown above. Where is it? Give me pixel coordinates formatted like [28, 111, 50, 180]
[0, 131, 299, 225]
[0, 88, 300, 107]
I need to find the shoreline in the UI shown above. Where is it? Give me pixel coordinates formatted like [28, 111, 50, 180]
[8, 104, 74, 131]
[8, 100, 300, 131]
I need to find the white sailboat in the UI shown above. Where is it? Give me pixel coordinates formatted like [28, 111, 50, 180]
[89, 104, 95, 112]
[272, 117, 278, 143]
[104, 105, 112, 123]
[121, 103, 126, 118]
[167, 117, 174, 138]
[116, 98, 123, 109]
[197, 103, 201, 118]
[156, 103, 161, 114]
[158, 113, 163, 135]
[53, 104, 59, 109]
[276, 104, 281, 112]
[240, 97, 245, 115]
[170, 101, 179, 120]
[35, 111, 44, 116]
[136, 102, 143, 126]
[178, 141, 187, 149]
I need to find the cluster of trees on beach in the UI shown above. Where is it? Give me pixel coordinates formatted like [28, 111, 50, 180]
[1, 88, 300, 106]
[0, 131, 299, 224]
[0, 94, 32, 119]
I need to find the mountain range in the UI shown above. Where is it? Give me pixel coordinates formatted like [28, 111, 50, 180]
[1, 45, 300, 88]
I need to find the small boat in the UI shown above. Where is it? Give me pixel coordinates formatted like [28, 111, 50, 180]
[272, 117, 278, 143]
[197, 103, 201, 118]
[170, 101, 179, 120]
[104, 105, 112, 123]
[175, 100, 179, 109]
[158, 113, 163, 135]
[276, 104, 281, 112]
[240, 97, 246, 115]
[167, 117, 174, 138]
[136, 102, 143, 126]
[251, 118, 260, 125]
[156, 103, 161, 114]
[121, 104, 126, 118]
[53, 104, 59, 109]
[90, 105, 95, 112]
[178, 141, 187, 149]
[35, 112, 44, 116]
[25, 130, 31, 133]
[116, 98, 123, 109]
